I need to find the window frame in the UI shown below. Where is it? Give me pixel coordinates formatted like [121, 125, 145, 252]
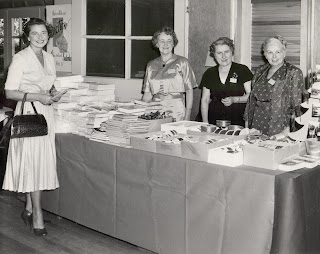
[72, 0, 189, 82]
[0, 7, 44, 86]
[236, 0, 312, 78]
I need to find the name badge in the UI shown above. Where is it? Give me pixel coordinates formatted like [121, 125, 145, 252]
[268, 79, 276, 85]
[167, 69, 176, 74]
[230, 78, 237, 83]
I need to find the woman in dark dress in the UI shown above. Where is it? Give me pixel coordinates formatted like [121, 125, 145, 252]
[200, 37, 253, 126]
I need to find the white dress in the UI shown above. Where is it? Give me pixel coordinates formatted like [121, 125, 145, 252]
[2, 46, 59, 193]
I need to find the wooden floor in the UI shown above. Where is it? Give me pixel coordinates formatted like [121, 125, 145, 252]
[0, 190, 155, 254]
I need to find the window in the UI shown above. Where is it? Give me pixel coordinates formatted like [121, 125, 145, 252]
[73, 0, 188, 80]
[251, 0, 301, 72]
[236, 0, 312, 80]
[85, 0, 173, 78]
[0, 7, 44, 89]
[12, 17, 30, 55]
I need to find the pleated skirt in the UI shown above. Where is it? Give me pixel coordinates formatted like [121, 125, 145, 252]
[2, 100, 59, 193]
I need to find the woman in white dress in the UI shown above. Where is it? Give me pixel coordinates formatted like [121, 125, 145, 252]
[2, 18, 63, 236]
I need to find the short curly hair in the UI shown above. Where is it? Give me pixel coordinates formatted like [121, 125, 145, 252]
[22, 18, 54, 44]
[209, 37, 235, 58]
[262, 35, 287, 53]
[151, 27, 178, 48]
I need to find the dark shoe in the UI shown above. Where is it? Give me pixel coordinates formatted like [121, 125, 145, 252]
[33, 227, 47, 236]
[44, 219, 51, 225]
[21, 209, 32, 228]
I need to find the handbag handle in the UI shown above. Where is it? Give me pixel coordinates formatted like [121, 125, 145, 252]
[20, 93, 39, 115]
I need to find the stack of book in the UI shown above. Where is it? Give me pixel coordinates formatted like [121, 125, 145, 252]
[54, 75, 84, 90]
[89, 129, 110, 143]
[102, 114, 151, 146]
[133, 100, 163, 113]
[117, 104, 146, 115]
[53, 75, 117, 135]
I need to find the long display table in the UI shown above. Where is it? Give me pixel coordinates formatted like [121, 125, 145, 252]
[42, 134, 320, 254]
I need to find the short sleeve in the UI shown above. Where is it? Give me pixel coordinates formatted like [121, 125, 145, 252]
[4, 53, 25, 90]
[181, 59, 198, 90]
[240, 65, 253, 84]
[289, 67, 304, 109]
[142, 63, 152, 93]
[199, 68, 214, 90]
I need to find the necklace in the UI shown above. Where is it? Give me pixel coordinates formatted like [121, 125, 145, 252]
[161, 55, 173, 67]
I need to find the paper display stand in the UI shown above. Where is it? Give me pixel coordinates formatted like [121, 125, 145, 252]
[288, 81, 320, 141]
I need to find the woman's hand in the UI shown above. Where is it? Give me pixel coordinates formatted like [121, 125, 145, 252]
[270, 127, 290, 140]
[39, 94, 55, 105]
[221, 97, 233, 106]
[50, 89, 67, 102]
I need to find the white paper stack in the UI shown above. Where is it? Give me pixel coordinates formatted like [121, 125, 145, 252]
[133, 100, 163, 113]
[89, 129, 109, 143]
[102, 114, 151, 145]
[53, 77, 117, 135]
[117, 105, 146, 114]
[86, 111, 113, 129]
[54, 75, 84, 91]
[278, 154, 320, 171]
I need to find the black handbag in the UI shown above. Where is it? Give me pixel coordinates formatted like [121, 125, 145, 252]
[11, 93, 48, 139]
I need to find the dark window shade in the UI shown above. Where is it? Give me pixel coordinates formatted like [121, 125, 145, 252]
[251, 1, 301, 72]
[87, 0, 125, 36]
[131, 0, 174, 36]
[131, 40, 159, 79]
[86, 39, 125, 78]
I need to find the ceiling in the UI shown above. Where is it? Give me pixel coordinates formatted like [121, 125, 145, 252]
[0, 0, 54, 9]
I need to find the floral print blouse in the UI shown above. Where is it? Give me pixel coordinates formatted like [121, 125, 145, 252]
[142, 54, 197, 96]
[244, 61, 304, 136]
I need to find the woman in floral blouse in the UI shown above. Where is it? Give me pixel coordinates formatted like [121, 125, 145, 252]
[142, 27, 197, 121]
[244, 35, 304, 138]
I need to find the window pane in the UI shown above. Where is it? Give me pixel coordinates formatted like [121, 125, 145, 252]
[87, 0, 125, 35]
[132, 0, 174, 36]
[22, 18, 30, 29]
[131, 40, 159, 79]
[13, 38, 23, 55]
[0, 38, 3, 56]
[12, 18, 21, 36]
[86, 39, 125, 78]
[0, 19, 4, 36]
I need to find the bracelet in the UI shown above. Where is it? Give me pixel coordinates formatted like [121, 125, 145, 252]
[233, 97, 240, 103]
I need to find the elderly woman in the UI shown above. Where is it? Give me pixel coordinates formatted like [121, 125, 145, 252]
[142, 27, 197, 121]
[244, 35, 304, 138]
[200, 37, 252, 126]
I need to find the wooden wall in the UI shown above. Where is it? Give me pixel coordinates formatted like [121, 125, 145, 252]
[188, 0, 232, 120]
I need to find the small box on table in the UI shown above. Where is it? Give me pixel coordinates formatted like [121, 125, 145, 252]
[181, 135, 238, 162]
[161, 121, 208, 134]
[156, 134, 195, 157]
[243, 141, 300, 170]
[207, 140, 248, 167]
[130, 131, 163, 153]
[148, 117, 173, 132]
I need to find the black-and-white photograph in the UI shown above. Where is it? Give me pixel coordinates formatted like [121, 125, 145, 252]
[0, 0, 319, 254]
